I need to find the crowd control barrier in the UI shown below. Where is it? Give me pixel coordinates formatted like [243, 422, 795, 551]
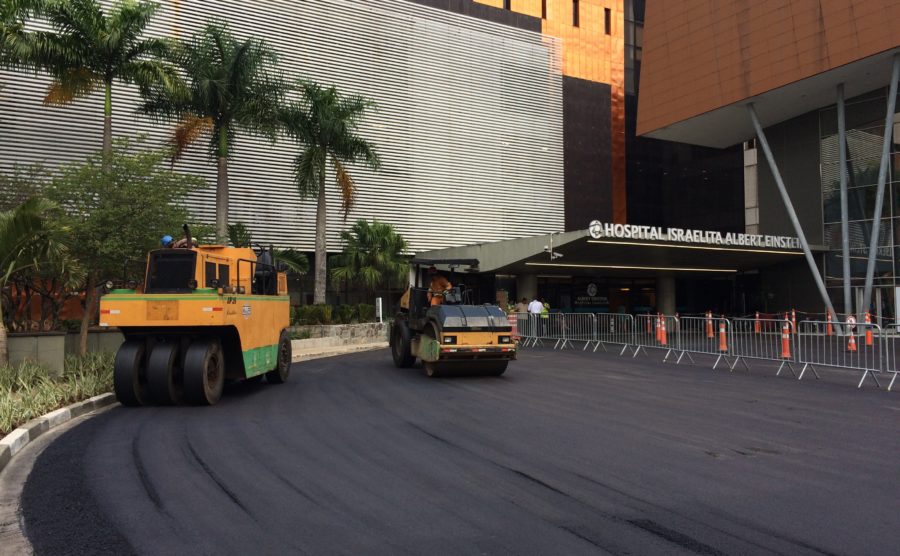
[728, 317, 797, 376]
[515, 313, 542, 348]
[795, 320, 886, 388]
[558, 313, 597, 350]
[512, 310, 899, 392]
[591, 313, 636, 355]
[633, 314, 680, 361]
[662, 315, 733, 368]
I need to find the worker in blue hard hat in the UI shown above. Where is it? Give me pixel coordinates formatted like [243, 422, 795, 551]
[161, 235, 174, 247]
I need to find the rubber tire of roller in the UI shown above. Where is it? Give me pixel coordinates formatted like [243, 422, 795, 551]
[113, 340, 148, 407]
[183, 339, 225, 406]
[147, 342, 183, 405]
[391, 319, 416, 368]
[266, 330, 291, 384]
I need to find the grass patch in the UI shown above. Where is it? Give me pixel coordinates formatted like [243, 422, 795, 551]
[0, 352, 114, 438]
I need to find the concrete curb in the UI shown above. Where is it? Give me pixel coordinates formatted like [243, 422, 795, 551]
[0, 393, 117, 477]
[291, 342, 388, 363]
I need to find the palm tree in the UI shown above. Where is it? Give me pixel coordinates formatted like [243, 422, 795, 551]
[280, 82, 380, 304]
[0, 196, 74, 364]
[0, 0, 44, 72]
[140, 22, 285, 242]
[28, 0, 177, 157]
[330, 219, 407, 305]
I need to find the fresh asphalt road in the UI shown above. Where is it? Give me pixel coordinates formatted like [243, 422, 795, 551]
[21, 347, 900, 555]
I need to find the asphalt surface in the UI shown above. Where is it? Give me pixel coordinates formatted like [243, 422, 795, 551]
[20, 347, 900, 555]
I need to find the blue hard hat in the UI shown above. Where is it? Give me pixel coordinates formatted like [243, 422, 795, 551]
[161, 235, 174, 246]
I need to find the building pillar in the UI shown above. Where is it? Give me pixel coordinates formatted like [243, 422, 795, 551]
[517, 273, 538, 301]
[657, 273, 676, 315]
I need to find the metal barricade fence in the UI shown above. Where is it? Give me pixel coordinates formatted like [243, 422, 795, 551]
[516, 313, 541, 348]
[540, 313, 563, 349]
[796, 319, 884, 388]
[556, 313, 596, 350]
[591, 313, 636, 355]
[728, 317, 797, 375]
[632, 314, 680, 361]
[666, 315, 733, 369]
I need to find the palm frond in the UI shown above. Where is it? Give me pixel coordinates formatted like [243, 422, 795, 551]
[274, 249, 308, 275]
[227, 222, 253, 248]
[170, 114, 213, 161]
[333, 158, 355, 219]
[293, 148, 324, 199]
[43, 67, 100, 105]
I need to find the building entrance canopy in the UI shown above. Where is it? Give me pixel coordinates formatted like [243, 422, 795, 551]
[416, 222, 807, 278]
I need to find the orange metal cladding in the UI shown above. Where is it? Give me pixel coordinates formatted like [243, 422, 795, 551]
[476, 0, 627, 222]
[637, 0, 900, 137]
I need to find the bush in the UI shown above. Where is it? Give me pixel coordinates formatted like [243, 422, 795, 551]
[292, 304, 333, 325]
[358, 303, 376, 323]
[334, 304, 356, 325]
[0, 352, 114, 438]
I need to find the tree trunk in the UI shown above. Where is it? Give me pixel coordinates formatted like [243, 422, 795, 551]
[216, 156, 229, 243]
[78, 272, 99, 357]
[0, 296, 8, 366]
[314, 177, 327, 304]
[102, 81, 113, 163]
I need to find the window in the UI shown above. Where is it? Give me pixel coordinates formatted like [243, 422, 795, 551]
[503, 0, 511, 9]
[573, 0, 579, 27]
[145, 251, 197, 293]
[605, 7, 611, 34]
[205, 261, 217, 288]
[218, 264, 230, 288]
[542, 0, 547, 19]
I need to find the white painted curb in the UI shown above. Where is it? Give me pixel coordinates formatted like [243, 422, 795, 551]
[0, 393, 117, 476]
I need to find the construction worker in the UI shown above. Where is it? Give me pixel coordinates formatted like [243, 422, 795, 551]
[427, 266, 452, 306]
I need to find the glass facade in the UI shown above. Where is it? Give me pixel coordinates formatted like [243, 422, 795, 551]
[819, 88, 900, 318]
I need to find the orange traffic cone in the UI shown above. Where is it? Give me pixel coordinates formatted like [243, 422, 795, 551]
[754, 311, 761, 334]
[660, 315, 668, 346]
[781, 320, 791, 359]
[706, 311, 714, 339]
[791, 309, 797, 332]
[784, 312, 790, 335]
[655, 314, 661, 342]
[847, 332, 857, 353]
[864, 312, 873, 346]
[718, 320, 728, 352]
[826, 311, 834, 336]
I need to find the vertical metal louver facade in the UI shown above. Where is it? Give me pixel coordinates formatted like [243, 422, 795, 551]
[0, 0, 564, 252]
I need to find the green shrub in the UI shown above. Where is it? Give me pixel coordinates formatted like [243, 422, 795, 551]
[0, 352, 114, 438]
[358, 303, 376, 323]
[293, 304, 333, 325]
[334, 304, 356, 325]
[291, 306, 303, 326]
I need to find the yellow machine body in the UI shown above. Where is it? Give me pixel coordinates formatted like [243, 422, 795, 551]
[100, 245, 289, 378]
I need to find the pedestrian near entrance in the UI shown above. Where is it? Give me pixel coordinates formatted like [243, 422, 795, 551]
[528, 296, 543, 338]
[515, 297, 528, 313]
[541, 298, 550, 336]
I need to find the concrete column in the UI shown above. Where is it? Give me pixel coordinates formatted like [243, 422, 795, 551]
[517, 273, 538, 301]
[657, 273, 676, 315]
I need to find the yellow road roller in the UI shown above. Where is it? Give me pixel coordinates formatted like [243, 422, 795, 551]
[99, 227, 291, 406]
[390, 258, 515, 377]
